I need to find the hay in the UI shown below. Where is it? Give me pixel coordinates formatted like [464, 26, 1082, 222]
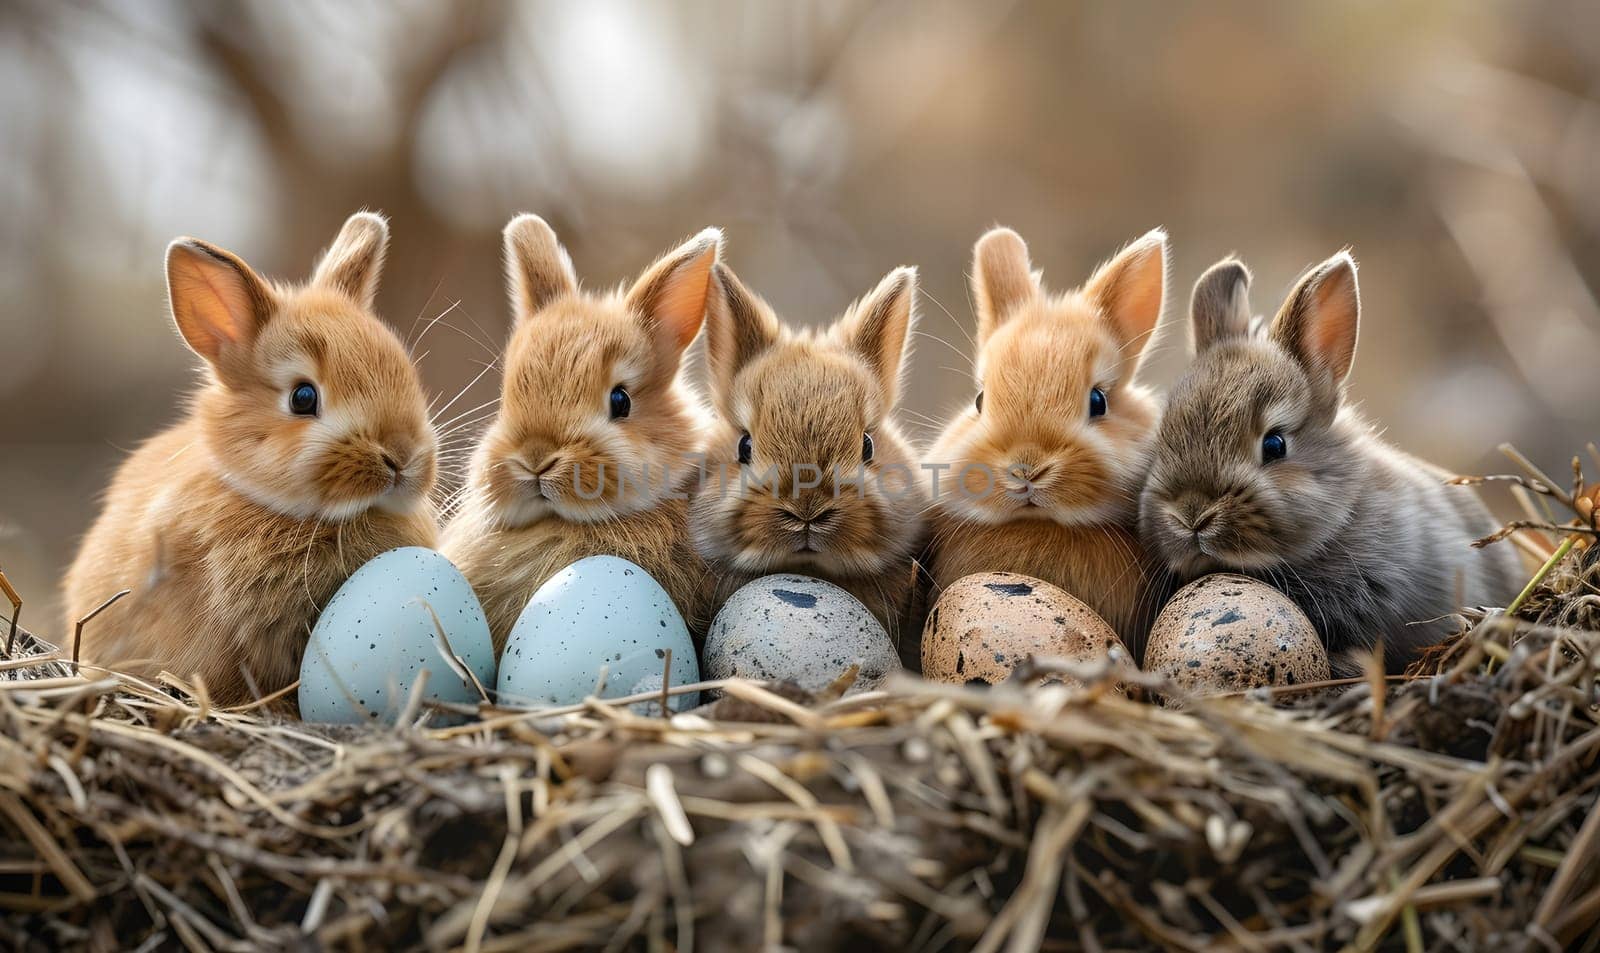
[2, 449, 1598, 951]
[2, 615, 1598, 951]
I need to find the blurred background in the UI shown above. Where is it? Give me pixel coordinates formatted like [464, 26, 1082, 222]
[2, 0, 1597, 632]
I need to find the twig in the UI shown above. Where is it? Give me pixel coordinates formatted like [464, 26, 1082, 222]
[0, 568, 20, 658]
[659, 647, 672, 719]
[73, 589, 131, 674]
[1531, 794, 1600, 937]
[1501, 444, 1575, 507]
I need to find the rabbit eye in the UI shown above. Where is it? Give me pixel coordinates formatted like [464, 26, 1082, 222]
[609, 385, 631, 420]
[1262, 430, 1288, 462]
[974, 391, 984, 413]
[290, 382, 319, 416]
[1088, 386, 1107, 418]
[862, 432, 875, 463]
[737, 432, 752, 465]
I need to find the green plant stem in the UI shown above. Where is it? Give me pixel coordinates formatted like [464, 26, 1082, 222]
[1507, 536, 1576, 618]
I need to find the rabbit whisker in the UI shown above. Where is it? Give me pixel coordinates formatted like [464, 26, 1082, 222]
[414, 303, 500, 360]
[405, 273, 451, 348]
[918, 287, 976, 351]
[429, 361, 500, 421]
[433, 397, 502, 435]
[910, 328, 975, 372]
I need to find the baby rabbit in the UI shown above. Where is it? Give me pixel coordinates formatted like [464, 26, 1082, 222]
[65, 212, 439, 704]
[442, 216, 719, 650]
[689, 261, 928, 659]
[1138, 252, 1523, 670]
[924, 227, 1169, 648]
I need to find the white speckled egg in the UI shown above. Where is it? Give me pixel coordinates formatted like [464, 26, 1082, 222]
[299, 547, 496, 724]
[921, 572, 1125, 686]
[1145, 573, 1329, 694]
[704, 574, 900, 693]
[497, 556, 700, 711]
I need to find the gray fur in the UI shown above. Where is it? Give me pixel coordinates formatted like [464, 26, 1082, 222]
[1190, 257, 1254, 353]
[1139, 255, 1523, 672]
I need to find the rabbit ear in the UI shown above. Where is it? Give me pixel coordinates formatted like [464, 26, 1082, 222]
[626, 227, 722, 362]
[1270, 251, 1360, 394]
[502, 214, 578, 322]
[311, 211, 389, 309]
[705, 262, 782, 401]
[971, 227, 1039, 342]
[1190, 257, 1253, 353]
[167, 238, 277, 370]
[1083, 228, 1167, 372]
[835, 266, 918, 407]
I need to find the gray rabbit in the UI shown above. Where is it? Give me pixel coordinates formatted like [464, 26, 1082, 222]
[1138, 252, 1522, 671]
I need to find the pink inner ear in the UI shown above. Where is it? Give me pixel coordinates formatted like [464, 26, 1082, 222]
[172, 258, 254, 358]
[1306, 267, 1358, 375]
[640, 245, 717, 357]
[1085, 232, 1167, 359]
[1311, 311, 1356, 374]
[1112, 275, 1163, 345]
[1100, 252, 1164, 351]
[655, 268, 712, 353]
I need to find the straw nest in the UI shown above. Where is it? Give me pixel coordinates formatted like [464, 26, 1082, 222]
[2, 454, 1599, 952]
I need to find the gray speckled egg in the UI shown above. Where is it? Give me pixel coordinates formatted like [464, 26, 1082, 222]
[497, 556, 700, 711]
[921, 572, 1124, 685]
[299, 547, 496, 724]
[704, 574, 900, 693]
[1145, 573, 1329, 694]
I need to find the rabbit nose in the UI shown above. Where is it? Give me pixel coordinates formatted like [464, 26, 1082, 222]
[779, 504, 838, 539]
[380, 452, 402, 476]
[781, 504, 835, 526]
[1014, 462, 1053, 484]
[807, 507, 838, 527]
[1172, 495, 1219, 534]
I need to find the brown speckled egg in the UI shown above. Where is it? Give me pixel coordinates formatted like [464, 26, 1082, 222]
[921, 572, 1124, 685]
[1145, 573, 1328, 694]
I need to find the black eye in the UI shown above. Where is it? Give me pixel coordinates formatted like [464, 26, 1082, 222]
[862, 432, 874, 463]
[609, 385, 631, 420]
[975, 391, 984, 413]
[737, 432, 752, 465]
[290, 382, 319, 416]
[1088, 386, 1107, 418]
[1262, 430, 1288, 462]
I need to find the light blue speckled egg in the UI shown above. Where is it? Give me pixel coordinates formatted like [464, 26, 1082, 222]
[704, 574, 900, 693]
[497, 555, 700, 711]
[299, 547, 496, 724]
